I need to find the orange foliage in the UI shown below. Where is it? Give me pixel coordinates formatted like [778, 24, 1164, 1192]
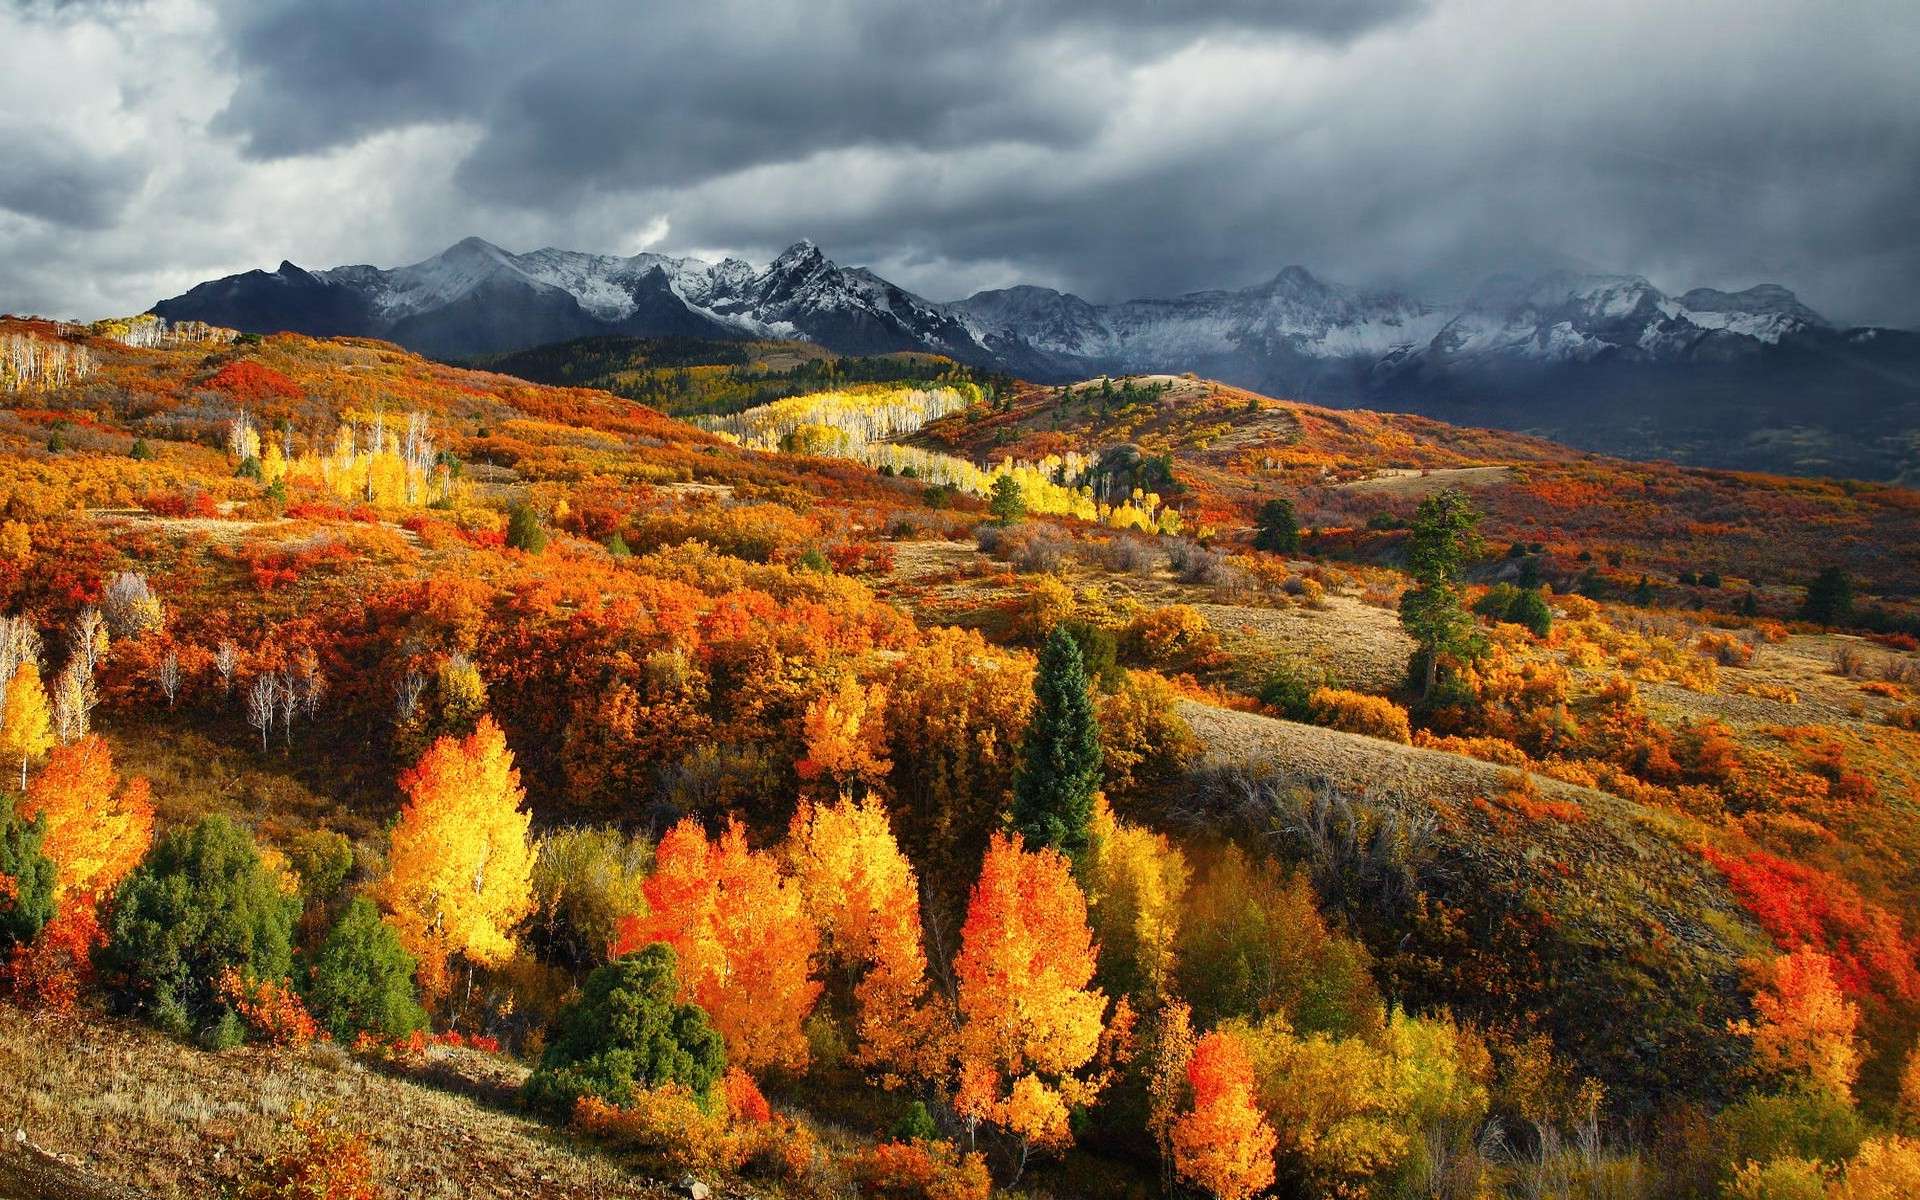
[796, 677, 892, 800]
[22, 734, 153, 903]
[787, 797, 936, 1081]
[235, 1107, 380, 1200]
[5, 904, 102, 1012]
[850, 1139, 993, 1200]
[380, 715, 535, 1000]
[217, 967, 321, 1048]
[951, 833, 1109, 1152]
[1172, 1030, 1278, 1200]
[1733, 948, 1863, 1101]
[613, 818, 821, 1074]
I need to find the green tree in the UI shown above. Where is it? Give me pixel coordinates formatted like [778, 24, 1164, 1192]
[522, 943, 726, 1116]
[0, 793, 56, 951]
[128, 438, 155, 462]
[1011, 627, 1104, 855]
[100, 814, 299, 1048]
[505, 503, 548, 555]
[306, 896, 428, 1042]
[1253, 497, 1301, 555]
[1800, 566, 1854, 626]
[988, 475, 1027, 527]
[1398, 488, 1484, 698]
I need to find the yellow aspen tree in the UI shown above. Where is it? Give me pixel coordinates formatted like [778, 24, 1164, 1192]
[379, 715, 535, 1001]
[1, 660, 54, 790]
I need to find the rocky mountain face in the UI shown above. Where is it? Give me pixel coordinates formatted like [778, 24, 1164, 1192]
[153, 239, 1920, 480]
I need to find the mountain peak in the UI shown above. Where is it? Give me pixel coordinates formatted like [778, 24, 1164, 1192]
[773, 239, 826, 269]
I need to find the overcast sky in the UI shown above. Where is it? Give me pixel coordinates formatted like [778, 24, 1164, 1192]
[2, 0, 1916, 327]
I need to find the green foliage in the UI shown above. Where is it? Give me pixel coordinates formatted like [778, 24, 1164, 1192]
[522, 943, 726, 1116]
[1011, 627, 1103, 855]
[505, 503, 548, 555]
[528, 826, 652, 975]
[1714, 1090, 1864, 1173]
[1254, 497, 1301, 555]
[306, 897, 427, 1042]
[1178, 844, 1380, 1036]
[128, 437, 155, 461]
[0, 793, 56, 950]
[1473, 583, 1552, 637]
[796, 547, 830, 574]
[101, 814, 299, 1047]
[988, 474, 1027, 526]
[605, 532, 631, 559]
[287, 829, 355, 905]
[1058, 618, 1122, 693]
[1400, 488, 1486, 697]
[1800, 566, 1854, 626]
[1258, 658, 1325, 721]
[893, 1100, 941, 1143]
[235, 455, 263, 481]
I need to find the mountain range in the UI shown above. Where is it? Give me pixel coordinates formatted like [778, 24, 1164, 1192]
[152, 237, 1920, 481]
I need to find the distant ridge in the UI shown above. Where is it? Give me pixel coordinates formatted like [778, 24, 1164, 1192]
[154, 239, 1920, 481]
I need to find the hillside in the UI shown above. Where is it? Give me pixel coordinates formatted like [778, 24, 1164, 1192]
[2, 315, 1920, 1197]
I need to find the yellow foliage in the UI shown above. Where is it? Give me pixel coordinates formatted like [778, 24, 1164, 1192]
[1086, 797, 1189, 1003]
[1733, 949, 1863, 1103]
[379, 715, 536, 999]
[1307, 688, 1412, 744]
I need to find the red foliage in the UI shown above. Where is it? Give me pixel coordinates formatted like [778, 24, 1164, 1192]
[1700, 847, 1920, 1010]
[6, 904, 104, 1012]
[207, 361, 302, 405]
[139, 488, 219, 518]
[724, 1067, 772, 1124]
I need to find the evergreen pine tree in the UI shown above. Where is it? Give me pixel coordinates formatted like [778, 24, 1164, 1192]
[0, 793, 56, 951]
[505, 503, 548, 555]
[1252, 497, 1300, 555]
[1398, 488, 1484, 698]
[1011, 627, 1103, 855]
[1800, 566, 1854, 626]
[988, 475, 1027, 527]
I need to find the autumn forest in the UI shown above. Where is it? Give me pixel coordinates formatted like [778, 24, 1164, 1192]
[3, 312, 1920, 1200]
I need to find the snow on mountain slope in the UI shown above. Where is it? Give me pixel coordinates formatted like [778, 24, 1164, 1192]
[158, 237, 1847, 378]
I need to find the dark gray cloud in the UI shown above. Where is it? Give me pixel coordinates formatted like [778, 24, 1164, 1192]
[0, 0, 1915, 330]
[0, 123, 145, 229]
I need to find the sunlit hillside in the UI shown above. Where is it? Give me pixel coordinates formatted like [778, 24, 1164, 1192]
[1, 318, 1919, 1199]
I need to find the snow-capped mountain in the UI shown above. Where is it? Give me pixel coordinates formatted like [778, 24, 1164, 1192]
[154, 236, 1844, 375]
[152, 239, 1920, 479]
[154, 237, 1004, 362]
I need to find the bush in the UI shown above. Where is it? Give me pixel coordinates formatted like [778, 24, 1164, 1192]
[1306, 688, 1412, 744]
[522, 943, 726, 1116]
[1474, 583, 1551, 637]
[849, 1139, 993, 1200]
[101, 814, 299, 1047]
[306, 897, 428, 1042]
[1123, 605, 1221, 669]
[234, 1107, 380, 1200]
[1715, 1090, 1864, 1175]
[0, 793, 55, 951]
[1259, 659, 1326, 722]
[505, 503, 548, 554]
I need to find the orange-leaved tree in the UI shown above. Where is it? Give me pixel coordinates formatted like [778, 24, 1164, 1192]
[612, 817, 820, 1075]
[378, 715, 535, 1002]
[1735, 947, 1863, 1102]
[1171, 1029, 1278, 1200]
[22, 733, 152, 904]
[951, 832, 1109, 1158]
[787, 795, 937, 1082]
[795, 677, 891, 801]
[1, 660, 54, 790]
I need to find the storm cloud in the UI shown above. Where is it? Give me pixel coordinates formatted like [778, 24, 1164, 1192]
[2, 0, 1915, 328]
